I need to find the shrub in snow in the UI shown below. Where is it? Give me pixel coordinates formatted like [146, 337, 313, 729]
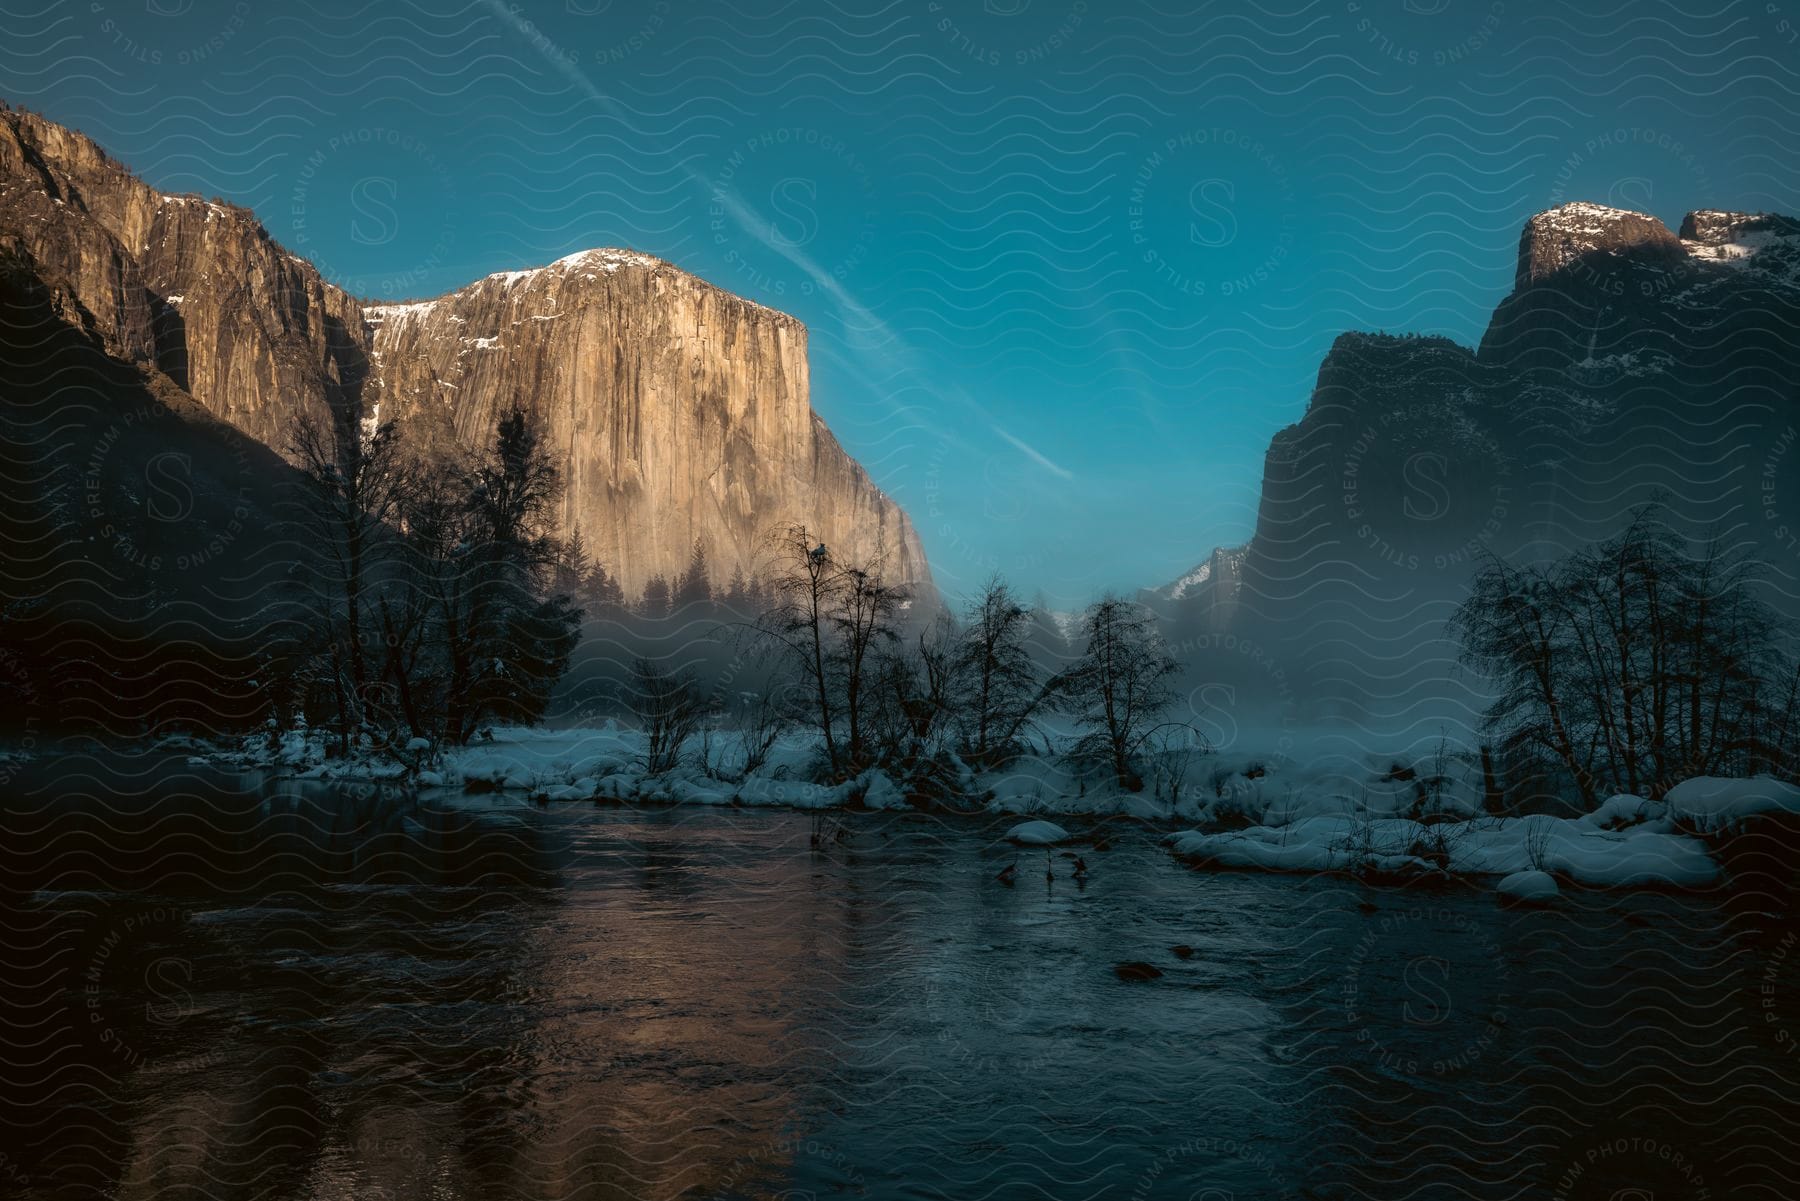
[625, 658, 714, 774]
[1584, 793, 1665, 830]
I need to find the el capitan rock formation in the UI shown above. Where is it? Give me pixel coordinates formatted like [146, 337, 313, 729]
[366, 252, 926, 596]
[0, 103, 929, 602]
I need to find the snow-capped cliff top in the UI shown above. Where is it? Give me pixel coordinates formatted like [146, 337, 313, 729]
[364, 246, 803, 326]
[1517, 202, 1684, 288]
[486, 247, 664, 289]
[1515, 202, 1800, 290]
[363, 297, 441, 326]
[1532, 200, 1652, 234]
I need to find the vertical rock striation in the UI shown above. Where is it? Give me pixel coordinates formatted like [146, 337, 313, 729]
[366, 251, 928, 597]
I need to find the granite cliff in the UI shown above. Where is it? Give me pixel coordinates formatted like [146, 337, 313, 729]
[0, 104, 929, 602]
[366, 252, 927, 596]
[1148, 201, 1800, 734]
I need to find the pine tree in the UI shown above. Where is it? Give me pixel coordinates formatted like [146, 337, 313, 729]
[554, 527, 593, 602]
[443, 406, 580, 741]
[674, 538, 712, 609]
[723, 566, 752, 612]
[640, 574, 672, 620]
[583, 559, 626, 613]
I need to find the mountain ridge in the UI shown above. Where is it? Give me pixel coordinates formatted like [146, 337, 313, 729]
[1152, 199, 1800, 604]
[1144, 196, 1800, 742]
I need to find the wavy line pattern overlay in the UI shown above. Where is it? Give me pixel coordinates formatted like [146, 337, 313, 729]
[2, 2, 1799, 1200]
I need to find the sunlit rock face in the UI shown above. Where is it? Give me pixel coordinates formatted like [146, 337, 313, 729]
[366, 252, 929, 598]
[0, 104, 930, 600]
[0, 107, 362, 449]
[1512, 201, 1686, 289]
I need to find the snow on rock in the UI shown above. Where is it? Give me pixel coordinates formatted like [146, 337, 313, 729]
[1664, 776, 1800, 832]
[1518, 202, 1684, 287]
[363, 299, 439, 328]
[1497, 870, 1560, 904]
[1004, 819, 1074, 846]
[1147, 544, 1248, 603]
[481, 248, 662, 292]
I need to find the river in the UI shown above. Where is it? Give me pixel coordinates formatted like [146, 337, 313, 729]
[5, 751, 1796, 1200]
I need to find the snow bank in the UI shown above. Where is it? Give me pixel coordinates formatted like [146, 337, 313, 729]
[1664, 776, 1800, 832]
[205, 724, 1790, 897]
[1003, 820, 1074, 846]
[211, 725, 916, 812]
[1497, 870, 1560, 904]
[1165, 810, 1720, 890]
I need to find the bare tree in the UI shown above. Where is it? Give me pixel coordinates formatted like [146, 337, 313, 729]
[953, 574, 1048, 768]
[751, 525, 909, 777]
[830, 554, 908, 769]
[1453, 504, 1793, 805]
[627, 658, 714, 774]
[1055, 594, 1181, 789]
[872, 614, 957, 766]
[758, 524, 844, 771]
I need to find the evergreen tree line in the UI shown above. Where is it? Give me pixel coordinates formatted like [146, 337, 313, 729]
[551, 534, 776, 622]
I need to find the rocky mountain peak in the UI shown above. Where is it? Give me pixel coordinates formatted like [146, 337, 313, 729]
[1678, 209, 1800, 247]
[1514, 201, 1685, 289]
[1304, 331, 1482, 420]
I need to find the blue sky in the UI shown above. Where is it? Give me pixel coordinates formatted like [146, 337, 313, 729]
[6, 0, 1797, 605]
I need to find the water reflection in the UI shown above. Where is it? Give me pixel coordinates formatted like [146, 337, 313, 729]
[4, 750, 1796, 1200]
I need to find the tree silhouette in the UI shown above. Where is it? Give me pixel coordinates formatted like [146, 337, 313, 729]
[674, 538, 712, 609]
[1055, 594, 1180, 789]
[640, 574, 672, 620]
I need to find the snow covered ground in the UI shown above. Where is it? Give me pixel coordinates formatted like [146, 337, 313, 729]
[188, 724, 1800, 899]
[1164, 774, 1800, 893]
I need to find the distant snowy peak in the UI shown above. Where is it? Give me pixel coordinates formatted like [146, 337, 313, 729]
[1516, 201, 1800, 291]
[1148, 544, 1249, 604]
[1047, 609, 1085, 642]
[1676, 210, 1800, 287]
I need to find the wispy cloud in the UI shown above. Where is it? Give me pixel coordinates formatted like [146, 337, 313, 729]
[476, 0, 1062, 474]
[991, 425, 1074, 480]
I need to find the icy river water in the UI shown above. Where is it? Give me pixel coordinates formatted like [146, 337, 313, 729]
[7, 752, 1798, 1201]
